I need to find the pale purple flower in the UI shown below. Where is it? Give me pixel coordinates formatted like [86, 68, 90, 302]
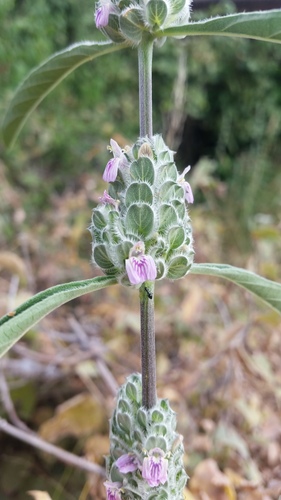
[104, 481, 122, 500]
[95, 3, 112, 28]
[103, 139, 129, 183]
[98, 190, 118, 209]
[178, 165, 194, 203]
[142, 448, 168, 487]
[125, 241, 157, 285]
[110, 139, 126, 162]
[103, 158, 119, 183]
[116, 453, 140, 473]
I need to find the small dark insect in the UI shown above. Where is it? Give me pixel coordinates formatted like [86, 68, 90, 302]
[144, 287, 153, 299]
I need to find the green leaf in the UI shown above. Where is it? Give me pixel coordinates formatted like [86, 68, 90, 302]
[170, 0, 185, 16]
[0, 276, 117, 358]
[146, 0, 168, 28]
[167, 256, 190, 279]
[130, 157, 155, 185]
[152, 410, 164, 423]
[190, 263, 281, 314]
[168, 226, 185, 249]
[159, 181, 184, 202]
[103, 14, 126, 43]
[93, 245, 115, 270]
[2, 40, 128, 147]
[117, 412, 132, 433]
[125, 182, 153, 205]
[126, 203, 155, 237]
[156, 162, 178, 184]
[158, 10, 281, 44]
[92, 209, 107, 230]
[158, 204, 178, 232]
[119, 8, 144, 44]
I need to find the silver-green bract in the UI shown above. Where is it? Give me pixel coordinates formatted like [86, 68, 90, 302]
[107, 373, 188, 499]
[99, 0, 192, 45]
[90, 135, 194, 285]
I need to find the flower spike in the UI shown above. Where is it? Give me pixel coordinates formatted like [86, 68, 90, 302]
[104, 374, 188, 498]
[91, 134, 194, 284]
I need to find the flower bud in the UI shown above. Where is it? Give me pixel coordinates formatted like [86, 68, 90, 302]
[94, 0, 193, 45]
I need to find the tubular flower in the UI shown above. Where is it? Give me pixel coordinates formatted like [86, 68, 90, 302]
[99, 190, 119, 209]
[178, 166, 194, 204]
[103, 139, 129, 182]
[104, 481, 123, 500]
[116, 453, 141, 473]
[95, 3, 113, 28]
[125, 241, 157, 285]
[103, 158, 120, 183]
[142, 448, 168, 487]
[109, 139, 128, 167]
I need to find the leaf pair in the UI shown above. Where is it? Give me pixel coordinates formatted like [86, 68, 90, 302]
[3, 10, 281, 147]
[1, 264, 281, 358]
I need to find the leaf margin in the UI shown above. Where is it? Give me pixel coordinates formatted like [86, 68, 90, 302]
[157, 9, 281, 44]
[190, 263, 281, 314]
[0, 275, 117, 358]
[2, 40, 128, 147]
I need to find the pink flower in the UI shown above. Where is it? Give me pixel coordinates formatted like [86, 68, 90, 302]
[178, 166, 194, 204]
[103, 158, 119, 183]
[104, 481, 122, 500]
[142, 448, 168, 487]
[98, 190, 118, 209]
[95, 4, 112, 28]
[116, 453, 140, 473]
[125, 241, 157, 285]
[103, 139, 128, 183]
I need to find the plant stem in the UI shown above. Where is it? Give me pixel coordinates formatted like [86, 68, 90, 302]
[139, 282, 157, 409]
[138, 37, 154, 138]
[138, 37, 156, 408]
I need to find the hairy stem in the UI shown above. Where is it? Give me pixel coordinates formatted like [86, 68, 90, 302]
[140, 282, 157, 409]
[138, 37, 154, 138]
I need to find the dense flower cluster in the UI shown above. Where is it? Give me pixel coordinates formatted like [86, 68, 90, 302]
[94, 0, 193, 45]
[90, 135, 194, 287]
[105, 373, 188, 499]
